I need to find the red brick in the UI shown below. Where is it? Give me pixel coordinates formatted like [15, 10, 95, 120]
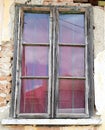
[0, 84, 7, 89]
[0, 96, 5, 102]
[0, 102, 6, 107]
[0, 77, 7, 80]
[6, 94, 11, 101]
[7, 76, 12, 81]
[6, 83, 11, 89]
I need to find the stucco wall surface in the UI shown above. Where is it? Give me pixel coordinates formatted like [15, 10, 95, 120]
[0, 0, 105, 130]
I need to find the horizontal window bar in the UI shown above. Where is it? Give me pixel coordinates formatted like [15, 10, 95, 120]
[58, 7, 86, 13]
[22, 6, 50, 12]
[22, 43, 50, 46]
[56, 113, 89, 118]
[18, 113, 48, 116]
[58, 76, 86, 80]
[58, 43, 85, 47]
[17, 113, 49, 118]
[21, 76, 49, 79]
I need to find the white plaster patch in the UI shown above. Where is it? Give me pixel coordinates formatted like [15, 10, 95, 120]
[9, 3, 15, 41]
[15, 0, 43, 4]
[0, 0, 3, 50]
[0, 81, 9, 85]
[93, 7, 105, 58]
[95, 50, 105, 115]
[0, 105, 10, 113]
[0, 93, 6, 98]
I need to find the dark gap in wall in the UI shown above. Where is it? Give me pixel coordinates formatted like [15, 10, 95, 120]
[74, 0, 98, 5]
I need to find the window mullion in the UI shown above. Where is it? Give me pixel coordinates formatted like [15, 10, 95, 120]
[54, 7, 59, 118]
[50, 7, 58, 118]
[85, 10, 89, 116]
[11, 6, 21, 118]
[16, 9, 24, 117]
[47, 8, 53, 118]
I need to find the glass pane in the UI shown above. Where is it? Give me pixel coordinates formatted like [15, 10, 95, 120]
[20, 79, 48, 113]
[58, 79, 85, 113]
[59, 47, 85, 77]
[23, 13, 49, 43]
[59, 14, 85, 44]
[22, 46, 49, 76]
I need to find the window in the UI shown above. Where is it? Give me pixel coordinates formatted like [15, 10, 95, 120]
[11, 6, 94, 119]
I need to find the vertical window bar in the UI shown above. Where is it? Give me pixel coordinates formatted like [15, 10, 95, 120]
[54, 7, 59, 118]
[85, 10, 89, 116]
[16, 9, 24, 116]
[48, 8, 53, 117]
[51, 7, 57, 118]
[12, 6, 20, 118]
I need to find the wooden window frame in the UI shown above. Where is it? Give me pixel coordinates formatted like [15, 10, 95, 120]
[10, 5, 94, 119]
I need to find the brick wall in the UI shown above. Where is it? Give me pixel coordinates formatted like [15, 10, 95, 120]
[0, 42, 13, 107]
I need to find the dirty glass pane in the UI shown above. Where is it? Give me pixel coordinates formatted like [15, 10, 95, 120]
[58, 79, 85, 113]
[20, 79, 48, 113]
[22, 46, 49, 76]
[59, 47, 85, 77]
[59, 14, 85, 44]
[23, 13, 49, 43]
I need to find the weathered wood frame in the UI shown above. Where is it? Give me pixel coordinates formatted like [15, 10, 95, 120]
[54, 7, 89, 118]
[10, 5, 94, 119]
[18, 7, 53, 118]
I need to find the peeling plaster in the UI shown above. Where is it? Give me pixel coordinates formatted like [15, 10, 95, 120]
[93, 7, 105, 58]
[0, 0, 4, 50]
[95, 50, 105, 115]
[15, 0, 44, 5]
[0, 103, 10, 113]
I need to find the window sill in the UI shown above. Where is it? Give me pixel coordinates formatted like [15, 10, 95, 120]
[1, 118, 102, 126]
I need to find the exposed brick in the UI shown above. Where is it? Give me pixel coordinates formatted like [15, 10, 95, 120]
[5, 89, 11, 94]
[0, 96, 5, 102]
[0, 52, 2, 58]
[6, 94, 11, 101]
[7, 76, 12, 82]
[6, 83, 11, 89]
[0, 84, 7, 89]
[0, 102, 6, 107]
[0, 76, 12, 82]
[0, 42, 13, 107]
[0, 89, 4, 93]
[57, 0, 73, 2]
[0, 76, 7, 80]
[44, 0, 53, 2]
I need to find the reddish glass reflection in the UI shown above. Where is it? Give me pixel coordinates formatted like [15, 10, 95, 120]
[23, 13, 49, 43]
[59, 14, 85, 44]
[20, 79, 48, 113]
[59, 47, 85, 77]
[58, 79, 85, 113]
[22, 46, 49, 76]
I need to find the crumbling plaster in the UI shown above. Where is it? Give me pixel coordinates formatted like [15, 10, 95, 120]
[93, 7, 105, 113]
[93, 7, 105, 58]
